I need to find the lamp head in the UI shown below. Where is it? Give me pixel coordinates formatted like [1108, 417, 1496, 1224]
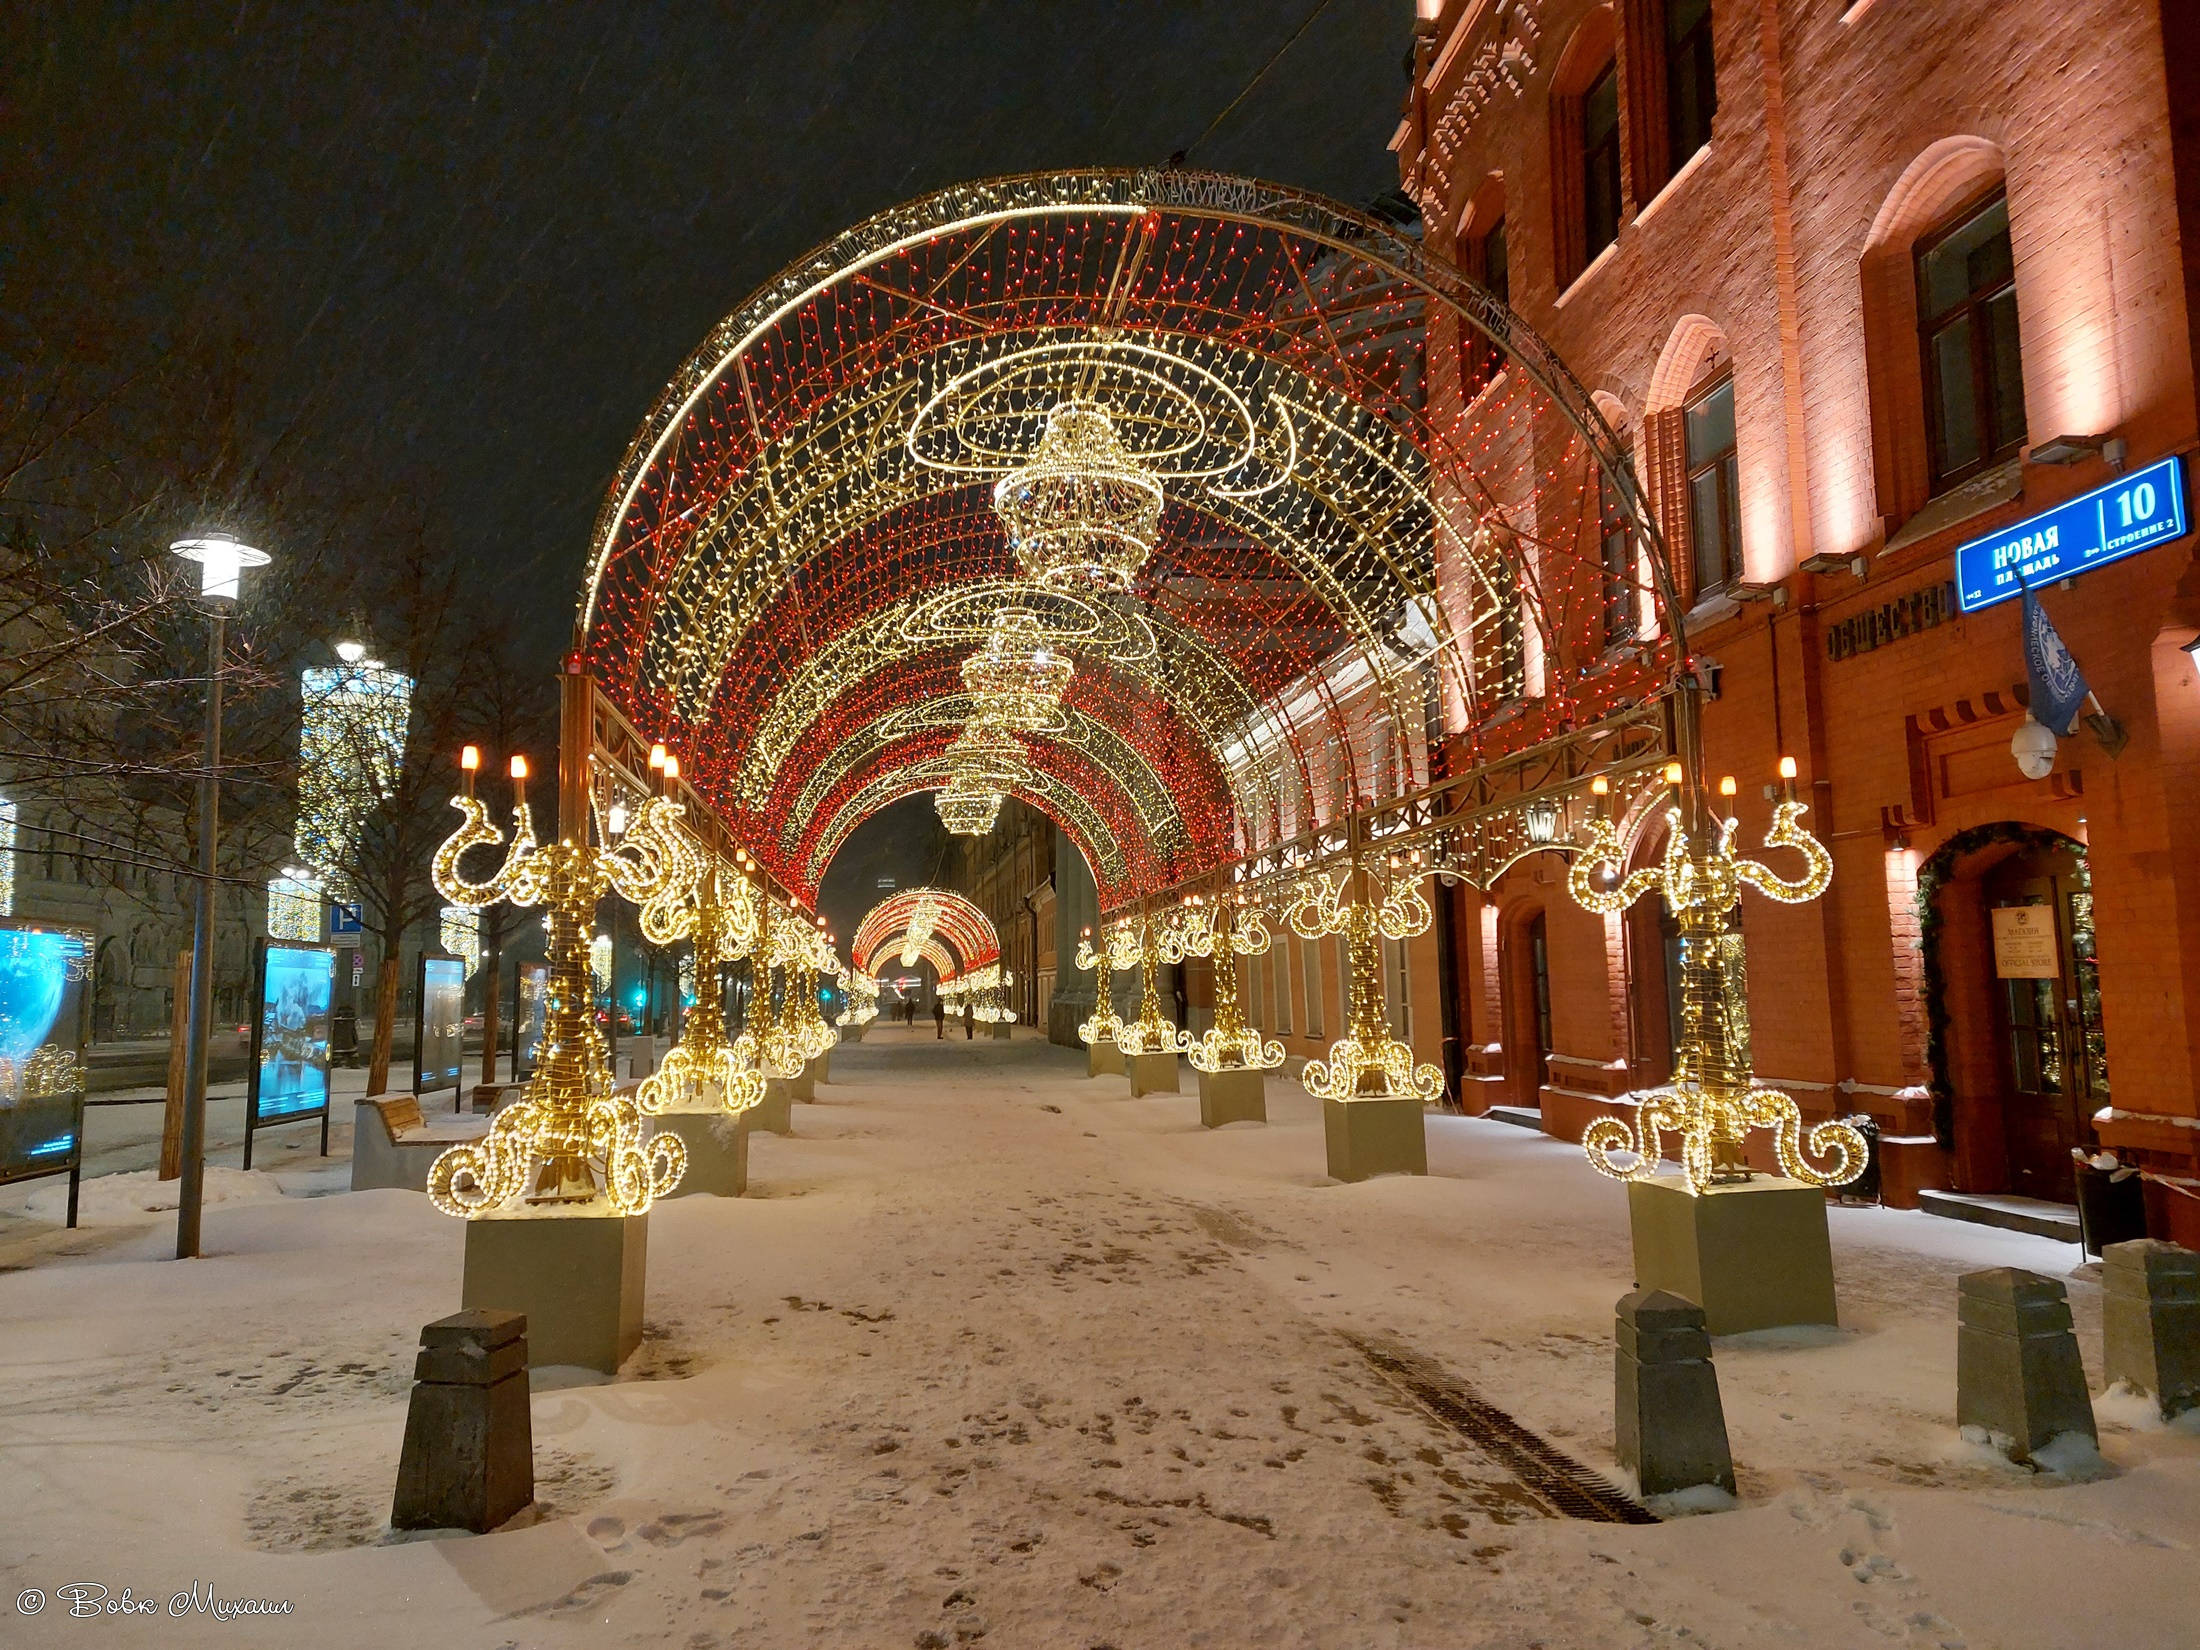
[171, 534, 270, 602]
[335, 640, 367, 665]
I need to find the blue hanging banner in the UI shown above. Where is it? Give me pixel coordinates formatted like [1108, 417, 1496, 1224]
[2021, 587, 2091, 736]
[1953, 455, 2188, 613]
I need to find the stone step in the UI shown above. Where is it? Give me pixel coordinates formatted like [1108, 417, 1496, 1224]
[1919, 1189, 2081, 1243]
[1483, 1105, 1545, 1132]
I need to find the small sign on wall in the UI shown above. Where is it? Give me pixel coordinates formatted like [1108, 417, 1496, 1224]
[1991, 905, 2059, 980]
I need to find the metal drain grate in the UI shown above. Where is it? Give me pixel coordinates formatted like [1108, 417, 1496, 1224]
[1344, 1332, 1657, 1525]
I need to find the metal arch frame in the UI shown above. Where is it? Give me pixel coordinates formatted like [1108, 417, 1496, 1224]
[852, 886, 1000, 979]
[579, 167, 1688, 663]
[574, 167, 1695, 914]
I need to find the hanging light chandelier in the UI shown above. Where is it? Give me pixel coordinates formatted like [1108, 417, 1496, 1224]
[962, 606, 1074, 732]
[992, 401, 1164, 589]
[898, 890, 942, 966]
[934, 776, 1004, 835]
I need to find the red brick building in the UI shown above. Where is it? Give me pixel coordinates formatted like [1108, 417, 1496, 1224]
[1397, 0, 2200, 1240]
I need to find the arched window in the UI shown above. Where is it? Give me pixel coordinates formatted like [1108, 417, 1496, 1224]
[1641, 315, 1736, 603]
[1916, 191, 2024, 490]
[1551, 7, 1623, 286]
[1457, 174, 1509, 394]
[1860, 138, 2021, 526]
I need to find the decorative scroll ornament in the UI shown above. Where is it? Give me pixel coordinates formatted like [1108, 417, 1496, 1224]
[426, 755, 687, 1219]
[1114, 908, 1191, 1056]
[992, 401, 1165, 589]
[1287, 861, 1441, 1104]
[1179, 892, 1285, 1074]
[1566, 762, 1863, 1195]
[635, 855, 767, 1118]
[756, 904, 839, 1076]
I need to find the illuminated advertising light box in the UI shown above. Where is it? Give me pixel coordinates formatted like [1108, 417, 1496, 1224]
[0, 920, 94, 1226]
[414, 952, 466, 1098]
[1953, 455, 2188, 613]
[246, 940, 334, 1169]
[511, 962, 549, 1078]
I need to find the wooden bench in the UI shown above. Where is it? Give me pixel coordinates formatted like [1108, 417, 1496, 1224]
[350, 1092, 494, 1194]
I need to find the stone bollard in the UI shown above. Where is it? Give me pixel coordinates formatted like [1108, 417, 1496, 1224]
[1956, 1268, 2096, 1462]
[1614, 1289, 1734, 1498]
[2102, 1239, 2200, 1421]
[392, 1309, 533, 1532]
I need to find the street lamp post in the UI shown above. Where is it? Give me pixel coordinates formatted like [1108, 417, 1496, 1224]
[170, 534, 270, 1260]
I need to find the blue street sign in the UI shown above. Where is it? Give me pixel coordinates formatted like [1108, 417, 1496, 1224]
[328, 902, 363, 937]
[1953, 454, 2188, 613]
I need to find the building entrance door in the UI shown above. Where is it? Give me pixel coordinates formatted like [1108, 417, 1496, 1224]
[1983, 848, 2106, 1203]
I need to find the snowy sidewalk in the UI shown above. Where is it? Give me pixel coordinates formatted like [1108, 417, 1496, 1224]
[0, 1027, 2194, 1648]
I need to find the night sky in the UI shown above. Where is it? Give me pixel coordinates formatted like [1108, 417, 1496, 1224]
[10, 1, 1413, 667]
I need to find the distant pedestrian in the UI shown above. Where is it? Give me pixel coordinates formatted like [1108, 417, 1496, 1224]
[932, 997, 946, 1039]
[963, 1004, 973, 1040]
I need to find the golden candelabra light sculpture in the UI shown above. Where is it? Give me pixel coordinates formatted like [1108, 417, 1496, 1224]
[1287, 857, 1442, 1103]
[992, 401, 1165, 589]
[964, 962, 1017, 1023]
[755, 905, 838, 1076]
[1073, 919, 1133, 1046]
[1113, 906, 1191, 1057]
[1180, 891, 1284, 1074]
[426, 747, 688, 1218]
[845, 969, 879, 1027]
[1567, 757, 1865, 1194]
[633, 763, 767, 1118]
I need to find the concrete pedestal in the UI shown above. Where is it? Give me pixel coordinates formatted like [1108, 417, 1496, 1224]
[461, 1212, 647, 1374]
[1127, 1052, 1180, 1096]
[1322, 1096, 1427, 1182]
[1626, 1174, 1837, 1335]
[1197, 1067, 1267, 1128]
[1615, 1290, 1734, 1497]
[990, 1020, 1013, 1040]
[807, 1051, 830, 1087]
[841, 1023, 865, 1043]
[2103, 1239, 2200, 1421]
[653, 1110, 749, 1197]
[1958, 1267, 2096, 1461]
[753, 1080, 797, 1135]
[1088, 1039, 1125, 1078]
[392, 1309, 533, 1532]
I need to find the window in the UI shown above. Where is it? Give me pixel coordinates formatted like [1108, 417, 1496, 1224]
[1465, 213, 1509, 396]
[1582, 62, 1623, 268]
[1916, 191, 2023, 490]
[1599, 470, 1637, 645]
[1301, 937, 1324, 1038]
[1683, 372, 1740, 595]
[1273, 941, 1292, 1034]
[1482, 215, 1509, 308]
[1664, 0, 1717, 170]
[1383, 936, 1411, 1040]
[1495, 589, 1526, 702]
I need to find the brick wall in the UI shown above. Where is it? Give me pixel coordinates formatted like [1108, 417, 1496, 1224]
[1404, 0, 2200, 1215]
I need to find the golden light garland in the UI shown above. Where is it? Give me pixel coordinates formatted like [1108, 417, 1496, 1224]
[426, 751, 687, 1218]
[1178, 892, 1285, 1074]
[1113, 908, 1191, 1057]
[1566, 760, 1863, 1194]
[1287, 861, 1441, 1104]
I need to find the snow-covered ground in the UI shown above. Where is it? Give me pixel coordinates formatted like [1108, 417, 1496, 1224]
[2, 1028, 2194, 1649]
